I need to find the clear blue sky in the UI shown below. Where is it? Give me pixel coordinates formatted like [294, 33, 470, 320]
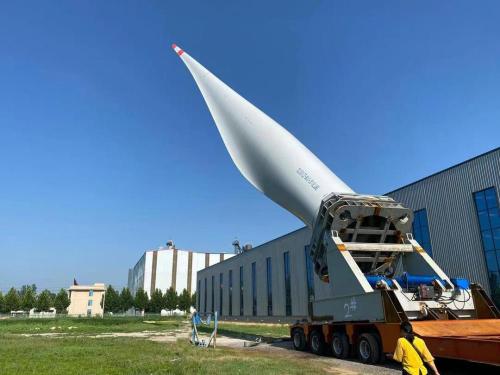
[1, 1, 499, 292]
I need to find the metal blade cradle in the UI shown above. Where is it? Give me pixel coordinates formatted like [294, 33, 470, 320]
[308, 193, 476, 322]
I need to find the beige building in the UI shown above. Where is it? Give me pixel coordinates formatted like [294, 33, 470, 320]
[67, 283, 106, 317]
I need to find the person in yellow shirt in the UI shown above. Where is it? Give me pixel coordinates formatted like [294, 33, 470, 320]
[393, 321, 440, 375]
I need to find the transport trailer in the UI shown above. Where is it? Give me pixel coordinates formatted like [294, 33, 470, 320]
[291, 194, 500, 366]
[291, 300, 500, 365]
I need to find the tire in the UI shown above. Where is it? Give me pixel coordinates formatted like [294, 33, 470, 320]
[310, 330, 326, 355]
[331, 332, 350, 359]
[292, 328, 306, 351]
[357, 333, 381, 364]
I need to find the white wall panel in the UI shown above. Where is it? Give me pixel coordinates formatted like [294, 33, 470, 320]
[192, 252, 206, 294]
[209, 253, 220, 266]
[155, 250, 173, 293]
[176, 250, 189, 294]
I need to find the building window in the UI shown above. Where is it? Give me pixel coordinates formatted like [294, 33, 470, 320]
[89, 290, 94, 297]
[284, 251, 292, 316]
[204, 278, 207, 313]
[266, 257, 272, 316]
[197, 280, 201, 311]
[239, 266, 244, 316]
[219, 272, 223, 316]
[474, 187, 500, 306]
[251, 262, 257, 316]
[88, 300, 93, 307]
[304, 246, 315, 299]
[211, 275, 215, 313]
[412, 209, 433, 257]
[228, 270, 233, 316]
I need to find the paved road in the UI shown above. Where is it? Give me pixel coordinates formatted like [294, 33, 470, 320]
[258, 341, 400, 375]
[260, 340, 497, 375]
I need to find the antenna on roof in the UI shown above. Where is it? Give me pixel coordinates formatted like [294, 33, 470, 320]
[232, 239, 241, 254]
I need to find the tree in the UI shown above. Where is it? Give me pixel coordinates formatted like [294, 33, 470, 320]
[149, 289, 164, 313]
[54, 289, 70, 314]
[48, 291, 56, 302]
[0, 292, 5, 313]
[134, 288, 148, 313]
[120, 288, 134, 312]
[4, 288, 20, 312]
[191, 293, 197, 310]
[178, 289, 191, 312]
[21, 286, 36, 311]
[104, 285, 120, 313]
[36, 290, 53, 312]
[165, 287, 178, 312]
[19, 284, 37, 297]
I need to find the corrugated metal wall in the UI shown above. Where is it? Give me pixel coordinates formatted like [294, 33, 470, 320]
[387, 148, 500, 294]
[197, 227, 313, 321]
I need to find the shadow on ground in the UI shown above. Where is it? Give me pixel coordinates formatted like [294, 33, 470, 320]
[269, 340, 498, 375]
[201, 325, 498, 375]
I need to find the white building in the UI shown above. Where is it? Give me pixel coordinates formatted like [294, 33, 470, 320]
[128, 243, 234, 297]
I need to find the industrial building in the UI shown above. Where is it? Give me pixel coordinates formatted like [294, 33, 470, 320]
[197, 148, 500, 321]
[128, 242, 234, 297]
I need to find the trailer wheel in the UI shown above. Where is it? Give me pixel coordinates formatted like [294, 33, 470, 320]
[292, 329, 306, 351]
[357, 333, 381, 364]
[310, 330, 326, 355]
[331, 332, 350, 359]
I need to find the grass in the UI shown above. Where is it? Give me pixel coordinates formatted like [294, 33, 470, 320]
[0, 317, 335, 374]
[0, 316, 183, 334]
[0, 335, 330, 375]
[198, 321, 290, 341]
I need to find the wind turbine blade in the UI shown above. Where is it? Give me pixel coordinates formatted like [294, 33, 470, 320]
[172, 44, 354, 226]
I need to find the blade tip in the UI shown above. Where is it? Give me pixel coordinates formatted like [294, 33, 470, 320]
[171, 43, 184, 56]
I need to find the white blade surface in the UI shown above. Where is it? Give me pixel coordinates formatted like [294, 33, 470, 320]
[173, 44, 354, 226]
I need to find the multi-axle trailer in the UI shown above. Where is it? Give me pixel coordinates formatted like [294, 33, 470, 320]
[291, 194, 500, 365]
[173, 44, 500, 367]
